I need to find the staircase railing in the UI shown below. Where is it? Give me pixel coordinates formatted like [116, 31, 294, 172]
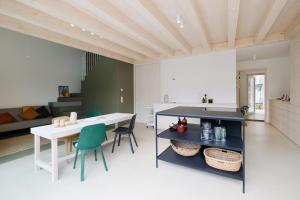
[85, 52, 101, 77]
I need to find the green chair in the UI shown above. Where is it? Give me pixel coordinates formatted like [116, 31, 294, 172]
[86, 111, 107, 140]
[73, 123, 108, 181]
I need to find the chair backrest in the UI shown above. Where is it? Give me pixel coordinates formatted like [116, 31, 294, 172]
[128, 114, 136, 131]
[86, 111, 101, 118]
[78, 123, 106, 150]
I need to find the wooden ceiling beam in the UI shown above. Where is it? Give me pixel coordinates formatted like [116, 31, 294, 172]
[138, 0, 192, 54]
[177, 0, 211, 50]
[16, 0, 159, 58]
[136, 32, 288, 64]
[0, 14, 134, 64]
[0, 0, 145, 61]
[255, 0, 288, 44]
[65, 0, 174, 56]
[227, 0, 240, 48]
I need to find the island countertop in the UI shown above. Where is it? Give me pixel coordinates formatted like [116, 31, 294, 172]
[157, 106, 244, 121]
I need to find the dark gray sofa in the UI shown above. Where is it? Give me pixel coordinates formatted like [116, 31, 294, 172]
[0, 107, 52, 133]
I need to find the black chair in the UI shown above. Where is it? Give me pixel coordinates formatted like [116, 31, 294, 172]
[111, 114, 138, 154]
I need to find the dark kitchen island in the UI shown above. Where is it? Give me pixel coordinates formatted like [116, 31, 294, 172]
[155, 106, 245, 193]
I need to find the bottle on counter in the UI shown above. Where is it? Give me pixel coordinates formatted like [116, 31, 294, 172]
[177, 117, 182, 126]
[204, 94, 207, 103]
[182, 117, 187, 127]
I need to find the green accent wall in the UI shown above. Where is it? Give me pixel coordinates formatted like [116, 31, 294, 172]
[82, 56, 134, 115]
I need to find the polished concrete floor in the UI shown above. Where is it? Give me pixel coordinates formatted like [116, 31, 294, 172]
[0, 122, 299, 200]
[245, 112, 265, 121]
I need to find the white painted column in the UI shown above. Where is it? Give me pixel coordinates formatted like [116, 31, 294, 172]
[51, 139, 58, 182]
[34, 135, 40, 170]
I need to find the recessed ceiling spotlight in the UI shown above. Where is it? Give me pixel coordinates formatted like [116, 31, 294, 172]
[90, 32, 95, 35]
[70, 23, 75, 27]
[81, 28, 86, 32]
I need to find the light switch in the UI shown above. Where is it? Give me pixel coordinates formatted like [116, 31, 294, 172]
[121, 96, 123, 103]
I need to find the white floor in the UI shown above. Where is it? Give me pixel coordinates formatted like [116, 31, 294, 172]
[0, 122, 300, 200]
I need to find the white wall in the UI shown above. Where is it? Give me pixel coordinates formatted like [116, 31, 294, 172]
[134, 49, 237, 123]
[0, 28, 82, 109]
[134, 62, 161, 122]
[237, 56, 290, 122]
[160, 49, 237, 104]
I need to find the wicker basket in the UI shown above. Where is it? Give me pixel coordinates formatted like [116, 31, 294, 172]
[203, 148, 242, 172]
[170, 140, 201, 157]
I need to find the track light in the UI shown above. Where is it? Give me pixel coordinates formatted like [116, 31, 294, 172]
[176, 15, 184, 28]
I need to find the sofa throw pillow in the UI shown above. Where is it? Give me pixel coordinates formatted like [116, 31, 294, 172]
[20, 107, 39, 120]
[22, 106, 37, 113]
[0, 112, 17, 124]
[36, 106, 51, 118]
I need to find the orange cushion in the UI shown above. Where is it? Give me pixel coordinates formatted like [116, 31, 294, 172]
[20, 107, 39, 120]
[22, 106, 37, 113]
[0, 112, 17, 124]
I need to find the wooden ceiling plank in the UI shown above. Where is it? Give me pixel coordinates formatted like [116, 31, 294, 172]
[183, 0, 211, 50]
[0, 14, 134, 63]
[16, 0, 159, 58]
[0, 0, 145, 60]
[138, 0, 192, 54]
[286, 14, 300, 39]
[66, 0, 174, 56]
[227, 0, 240, 47]
[255, 0, 288, 44]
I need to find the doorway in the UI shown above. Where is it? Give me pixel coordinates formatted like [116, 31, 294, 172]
[247, 74, 265, 121]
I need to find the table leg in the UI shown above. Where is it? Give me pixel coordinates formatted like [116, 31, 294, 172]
[51, 139, 58, 182]
[34, 135, 40, 171]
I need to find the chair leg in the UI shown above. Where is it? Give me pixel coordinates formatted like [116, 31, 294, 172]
[118, 134, 121, 146]
[105, 133, 108, 141]
[128, 134, 134, 154]
[100, 146, 108, 171]
[81, 150, 85, 181]
[94, 149, 97, 161]
[73, 148, 79, 169]
[131, 132, 138, 147]
[112, 133, 117, 153]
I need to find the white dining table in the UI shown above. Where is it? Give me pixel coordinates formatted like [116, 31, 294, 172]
[31, 113, 134, 182]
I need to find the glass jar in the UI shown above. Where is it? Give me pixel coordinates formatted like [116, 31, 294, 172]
[201, 128, 213, 140]
[214, 127, 222, 141]
[220, 127, 226, 141]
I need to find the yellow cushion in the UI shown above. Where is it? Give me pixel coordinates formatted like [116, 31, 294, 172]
[20, 107, 39, 120]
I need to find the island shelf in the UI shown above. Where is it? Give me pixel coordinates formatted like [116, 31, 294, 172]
[155, 106, 245, 193]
